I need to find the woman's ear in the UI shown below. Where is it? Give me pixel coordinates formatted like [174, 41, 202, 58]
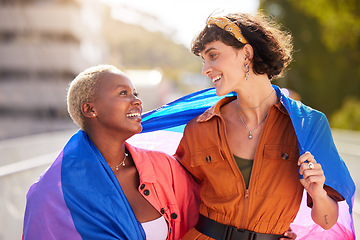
[243, 44, 254, 61]
[81, 102, 96, 118]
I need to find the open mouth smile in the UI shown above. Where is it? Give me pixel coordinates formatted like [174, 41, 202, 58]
[211, 75, 222, 83]
[126, 112, 141, 118]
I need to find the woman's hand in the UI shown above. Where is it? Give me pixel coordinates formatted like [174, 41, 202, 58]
[281, 227, 297, 239]
[297, 151, 338, 229]
[298, 151, 325, 198]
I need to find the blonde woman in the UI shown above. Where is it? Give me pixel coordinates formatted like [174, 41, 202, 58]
[23, 65, 200, 240]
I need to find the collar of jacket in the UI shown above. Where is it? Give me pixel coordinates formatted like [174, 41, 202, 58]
[196, 93, 288, 123]
[125, 142, 157, 184]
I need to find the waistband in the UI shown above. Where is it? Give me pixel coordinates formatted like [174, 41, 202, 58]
[195, 214, 288, 240]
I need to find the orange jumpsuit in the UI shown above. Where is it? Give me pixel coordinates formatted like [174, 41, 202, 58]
[175, 96, 342, 239]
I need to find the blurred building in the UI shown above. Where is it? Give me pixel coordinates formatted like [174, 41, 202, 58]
[0, 0, 108, 113]
[0, 0, 108, 138]
[125, 68, 167, 112]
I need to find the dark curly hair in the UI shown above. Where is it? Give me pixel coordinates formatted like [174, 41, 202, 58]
[191, 12, 293, 80]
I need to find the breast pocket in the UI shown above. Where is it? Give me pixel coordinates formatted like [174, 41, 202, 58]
[255, 144, 302, 198]
[190, 147, 238, 200]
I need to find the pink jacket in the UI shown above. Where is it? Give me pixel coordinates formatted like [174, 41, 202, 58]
[126, 142, 200, 240]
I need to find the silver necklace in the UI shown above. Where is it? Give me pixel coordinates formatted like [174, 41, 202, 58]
[113, 152, 128, 170]
[238, 89, 275, 110]
[236, 101, 269, 139]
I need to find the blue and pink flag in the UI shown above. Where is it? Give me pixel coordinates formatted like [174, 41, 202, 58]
[23, 85, 355, 239]
[128, 85, 356, 239]
[23, 130, 146, 239]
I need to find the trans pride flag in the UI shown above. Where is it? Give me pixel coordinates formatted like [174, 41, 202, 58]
[128, 85, 356, 239]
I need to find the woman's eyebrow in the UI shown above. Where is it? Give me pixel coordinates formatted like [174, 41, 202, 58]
[204, 47, 216, 55]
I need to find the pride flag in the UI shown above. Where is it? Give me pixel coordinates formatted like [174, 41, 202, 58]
[128, 85, 356, 239]
[23, 85, 355, 239]
[23, 131, 146, 239]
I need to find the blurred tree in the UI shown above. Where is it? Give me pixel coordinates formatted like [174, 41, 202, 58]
[287, 0, 360, 51]
[331, 96, 360, 130]
[261, 0, 360, 123]
[103, 17, 202, 83]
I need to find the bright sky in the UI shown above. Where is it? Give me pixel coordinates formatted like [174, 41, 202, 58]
[100, 0, 259, 47]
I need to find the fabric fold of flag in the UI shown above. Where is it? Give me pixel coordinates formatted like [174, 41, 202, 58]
[141, 88, 236, 133]
[23, 130, 145, 240]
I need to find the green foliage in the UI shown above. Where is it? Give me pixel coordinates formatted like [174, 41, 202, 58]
[331, 96, 360, 130]
[261, 0, 360, 121]
[287, 0, 360, 51]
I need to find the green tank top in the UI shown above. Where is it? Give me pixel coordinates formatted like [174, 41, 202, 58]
[233, 155, 254, 189]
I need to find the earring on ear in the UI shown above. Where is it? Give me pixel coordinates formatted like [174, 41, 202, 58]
[243, 63, 250, 80]
[92, 113, 96, 117]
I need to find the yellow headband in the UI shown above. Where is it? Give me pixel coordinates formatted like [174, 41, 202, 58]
[207, 17, 248, 44]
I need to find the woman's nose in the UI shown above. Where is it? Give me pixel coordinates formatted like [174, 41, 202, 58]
[202, 62, 212, 76]
[132, 95, 142, 106]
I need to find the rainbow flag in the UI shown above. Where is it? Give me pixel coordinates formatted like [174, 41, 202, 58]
[128, 85, 356, 239]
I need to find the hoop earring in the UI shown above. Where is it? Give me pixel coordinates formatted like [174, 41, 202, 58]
[244, 63, 250, 80]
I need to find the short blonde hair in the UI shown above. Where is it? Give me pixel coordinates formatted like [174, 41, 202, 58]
[67, 64, 121, 129]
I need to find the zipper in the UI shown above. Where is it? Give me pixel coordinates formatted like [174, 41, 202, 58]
[241, 104, 275, 229]
[241, 189, 250, 226]
[218, 111, 251, 230]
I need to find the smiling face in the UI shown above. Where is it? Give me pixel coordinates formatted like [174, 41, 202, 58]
[200, 41, 246, 96]
[90, 71, 143, 137]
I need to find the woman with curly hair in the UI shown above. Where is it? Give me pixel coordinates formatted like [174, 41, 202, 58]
[175, 12, 344, 240]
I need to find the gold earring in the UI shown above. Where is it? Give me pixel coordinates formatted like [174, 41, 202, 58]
[244, 63, 250, 80]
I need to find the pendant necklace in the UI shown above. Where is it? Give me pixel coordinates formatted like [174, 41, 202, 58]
[236, 91, 275, 139]
[236, 105, 268, 139]
[112, 152, 128, 170]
